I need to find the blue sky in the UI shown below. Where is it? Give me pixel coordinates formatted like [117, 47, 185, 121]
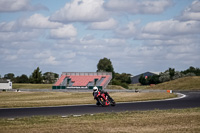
[0, 0, 200, 77]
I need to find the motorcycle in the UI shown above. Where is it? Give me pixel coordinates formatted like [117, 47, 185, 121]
[94, 91, 116, 107]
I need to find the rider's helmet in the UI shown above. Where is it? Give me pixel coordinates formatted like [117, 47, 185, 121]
[93, 86, 98, 92]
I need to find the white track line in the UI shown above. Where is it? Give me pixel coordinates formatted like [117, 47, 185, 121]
[117, 93, 186, 104]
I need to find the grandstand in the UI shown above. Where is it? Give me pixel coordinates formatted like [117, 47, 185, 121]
[52, 72, 112, 90]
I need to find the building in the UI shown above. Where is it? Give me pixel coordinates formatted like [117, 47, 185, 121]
[52, 72, 112, 90]
[0, 79, 12, 89]
[131, 72, 160, 84]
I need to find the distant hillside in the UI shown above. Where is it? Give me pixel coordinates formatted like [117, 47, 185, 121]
[148, 76, 200, 90]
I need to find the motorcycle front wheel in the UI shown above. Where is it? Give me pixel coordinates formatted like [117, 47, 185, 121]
[97, 97, 106, 107]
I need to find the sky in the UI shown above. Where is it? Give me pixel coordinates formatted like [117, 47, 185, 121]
[0, 0, 200, 77]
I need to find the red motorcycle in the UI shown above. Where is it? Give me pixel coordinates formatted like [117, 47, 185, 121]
[94, 90, 116, 107]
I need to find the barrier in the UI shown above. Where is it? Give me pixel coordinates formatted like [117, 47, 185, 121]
[167, 90, 173, 93]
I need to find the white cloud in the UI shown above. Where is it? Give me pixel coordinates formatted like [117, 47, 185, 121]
[44, 56, 59, 65]
[34, 51, 60, 65]
[88, 18, 118, 30]
[0, 0, 200, 76]
[0, 14, 63, 31]
[0, 13, 65, 43]
[50, 24, 77, 39]
[21, 14, 62, 29]
[114, 21, 138, 38]
[104, 0, 173, 14]
[104, 38, 126, 46]
[50, 0, 109, 22]
[0, 30, 42, 42]
[0, 0, 47, 12]
[0, 14, 63, 33]
[142, 19, 200, 36]
[178, 0, 200, 21]
[0, 21, 17, 32]
[4, 55, 17, 61]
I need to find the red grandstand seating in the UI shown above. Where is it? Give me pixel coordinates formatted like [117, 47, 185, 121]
[53, 73, 112, 89]
[70, 75, 102, 86]
[100, 75, 111, 86]
[54, 75, 67, 86]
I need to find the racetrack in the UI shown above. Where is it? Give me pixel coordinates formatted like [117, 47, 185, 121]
[0, 91, 200, 118]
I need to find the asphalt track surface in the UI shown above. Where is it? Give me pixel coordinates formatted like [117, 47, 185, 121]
[0, 91, 200, 118]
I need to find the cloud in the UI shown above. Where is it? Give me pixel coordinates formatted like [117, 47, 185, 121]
[50, 0, 109, 23]
[0, 13, 66, 42]
[0, 0, 48, 12]
[142, 20, 200, 36]
[88, 18, 118, 30]
[50, 24, 77, 39]
[0, 21, 17, 32]
[178, 0, 200, 21]
[34, 51, 60, 65]
[1, 0, 200, 76]
[0, 14, 62, 31]
[44, 56, 60, 65]
[21, 14, 62, 29]
[114, 21, 139, 38]
[4, 55, 18, 61]
[0, 29, 42, 42]
[104, 0, 173, 14]
[138, 1, 200, 40]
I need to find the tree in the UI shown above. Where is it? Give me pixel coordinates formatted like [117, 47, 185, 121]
[159, 72, 170, 82]
[15, 74, 29, 83]
[148, 75, 160, 84]
[97, 57, 115, 77]
[43, 72, 59, 84]
[30, 67, 43, 84]
[169, 68, 175, 80]
[115, 73, 131, 84]
[112, 72, 131, 89]
[20, 74, 29, 83]
[4, 73, 15, 80]
[181, 66, 200, 76]
[139, 75, 148, 85]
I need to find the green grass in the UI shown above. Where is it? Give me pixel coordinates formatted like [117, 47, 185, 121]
[0, 108, 199, 133]
[13, 83, 53, 89]
[128, 84, 148, 90]
[148, 76, 200, 90]
[106, 85, 126, 90]
[12, 84, 126, 90]
[0, 92, 176, 108]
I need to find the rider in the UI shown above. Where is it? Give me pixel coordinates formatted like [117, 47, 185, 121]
[93, 86, 108, 97]
[93, 86, 115, 106]
[93, 86, 112, 101]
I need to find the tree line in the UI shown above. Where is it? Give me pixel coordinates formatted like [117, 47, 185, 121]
[1, 57, 199, 88]
[1, 67, 59, 84]
[139, 66, 200, 85]
[96, 57, 200, 87]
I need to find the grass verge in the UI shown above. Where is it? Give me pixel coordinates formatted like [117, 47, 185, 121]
[0, 108, 199, 133]
[128, 84, 148, 90]
[0, 92, 176, 108]
[148, 76, 200, 90]
[13, 84, 53, 89]
[107, 85, 126, 90]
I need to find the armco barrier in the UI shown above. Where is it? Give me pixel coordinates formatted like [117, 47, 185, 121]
[52, 86, 66, 89]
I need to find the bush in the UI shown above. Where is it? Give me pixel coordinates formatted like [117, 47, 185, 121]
[111, 79, 129, 89]
[172, 71, 185, 80]
[159, 72, 171, 82]
[185, 72, 196, 77]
